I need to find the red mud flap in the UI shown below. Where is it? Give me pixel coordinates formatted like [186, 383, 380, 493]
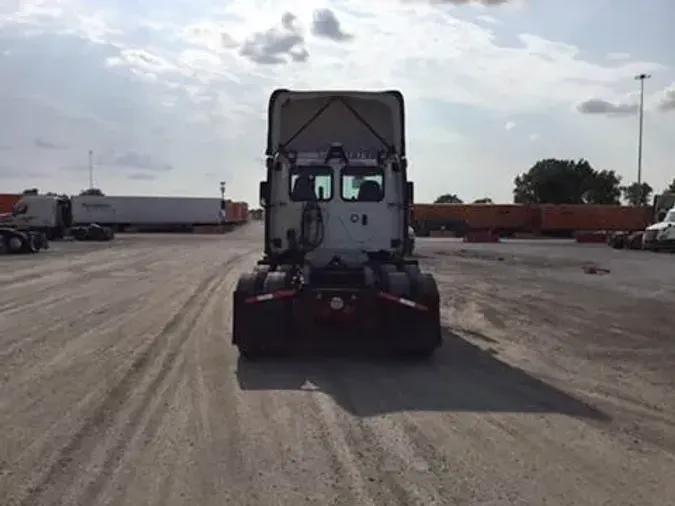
[245, 289, 296, 303]
[378, 292, 428, 311]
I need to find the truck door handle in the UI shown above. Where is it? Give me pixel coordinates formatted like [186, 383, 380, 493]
[362, 214, 368, 225]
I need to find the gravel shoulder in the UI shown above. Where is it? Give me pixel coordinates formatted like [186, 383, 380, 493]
[0, 227, 673, 505]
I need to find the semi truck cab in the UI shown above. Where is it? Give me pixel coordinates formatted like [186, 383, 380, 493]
[0, 195, 73, 239]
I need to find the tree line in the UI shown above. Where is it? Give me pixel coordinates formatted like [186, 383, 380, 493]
[434, 158, 675, 206]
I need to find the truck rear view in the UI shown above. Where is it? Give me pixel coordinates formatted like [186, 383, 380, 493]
[232, 89, 442, 359]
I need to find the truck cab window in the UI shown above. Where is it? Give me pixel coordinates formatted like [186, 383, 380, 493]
[12, 203, 27, 215]
[341, 171, 384, 202]
[289, 167, 333, 201]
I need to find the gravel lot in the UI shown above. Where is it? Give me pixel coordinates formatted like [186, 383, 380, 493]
[1, 225, 673, 505]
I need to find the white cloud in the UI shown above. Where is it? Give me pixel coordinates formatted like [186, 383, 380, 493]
[657, 83, 675, 112]
[577, 98, 638, 116]
[311, 8, 352, 42]
[475, 14, 502, 25]
[505, 121, 516, 131]
[238, 12, 309, 65]
[0, 0, 673, 203]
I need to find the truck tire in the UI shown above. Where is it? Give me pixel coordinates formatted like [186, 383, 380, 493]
[396, 271, 441, 360]
[7, 235, 24, 253]
[233, 270, 290, 361]
[609, 234, 625, 249]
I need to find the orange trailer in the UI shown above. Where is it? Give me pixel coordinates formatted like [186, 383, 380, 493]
[539, 204, 653, 233]
[0, 194, 21, 214]
[239, 202, 249, 222]
[463, 204, 537, 233]
[412, 203, 537, 236]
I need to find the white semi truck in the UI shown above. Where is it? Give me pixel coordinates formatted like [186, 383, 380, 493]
[0, 194, 115, 240]
[642, 205, 675, 251]
[608, 192, 675, 250]
[232, 89, 440, 359]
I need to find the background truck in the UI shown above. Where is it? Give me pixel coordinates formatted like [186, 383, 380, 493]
[608, 192, 675, 250]
[0, 194, 114, 241]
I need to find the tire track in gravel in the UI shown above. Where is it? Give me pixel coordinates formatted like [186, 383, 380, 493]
[185, 262, 247, 506]
[15, 251, 253, 506]
[0, 251, 230, 382]
[0, 246, 150, 287]
[79, 253, 256, 506]
[0, 248, 161, 315]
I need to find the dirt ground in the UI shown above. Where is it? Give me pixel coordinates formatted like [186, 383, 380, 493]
[1, 224, 674, 506]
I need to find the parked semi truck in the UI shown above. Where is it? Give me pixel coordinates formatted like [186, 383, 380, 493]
[608, 192, 675, 250]
[0, 194, 114, 240]
[0, 193, 232, 236]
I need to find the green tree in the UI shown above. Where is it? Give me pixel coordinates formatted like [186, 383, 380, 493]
[665, 178, 675, 193]
[434, 193, 463, 204]
[513, 158, 621, 204]
[473, 197, 493, 204]
[584, 169, 623, 205]
[621, 182, 653, 206]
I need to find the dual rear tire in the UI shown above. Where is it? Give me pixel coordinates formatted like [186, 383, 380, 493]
[234, 264, 442, 361]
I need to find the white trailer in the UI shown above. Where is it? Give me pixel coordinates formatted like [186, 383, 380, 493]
[0, 194, 115, 240]
[1, 194, 225, 236]
[71, 195, 118, 226]
[98, 196, 224, 231]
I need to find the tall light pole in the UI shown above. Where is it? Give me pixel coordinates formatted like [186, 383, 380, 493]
[219, 181, 226, 200]
[634, 73, 651, 186]
[88, 149, 94, 189]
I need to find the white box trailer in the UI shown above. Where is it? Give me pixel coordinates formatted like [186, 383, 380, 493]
[80, 196, 224, 230]
[71, 196, 119, 225]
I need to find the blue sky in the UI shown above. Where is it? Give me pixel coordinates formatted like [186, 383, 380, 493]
[1, 0, 674, 205]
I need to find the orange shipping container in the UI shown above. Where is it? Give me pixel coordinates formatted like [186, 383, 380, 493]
[225, 200, 235, 223]
[540, 205, 592, 231]
[0, 194, 21, 214]
[594, 205, 652, 231]
[412, 203, 466, 223]
[230, 202, 248, 223]
[463, 204, 536, 231]
[540, 204, 653, 232]
[413, 203, 536, 233]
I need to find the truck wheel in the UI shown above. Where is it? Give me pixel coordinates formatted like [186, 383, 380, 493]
[402, 272, 441, 359]
[609, 234, 625, 249]
[7, 235, 24, 253]
[27, 234, 38, 253]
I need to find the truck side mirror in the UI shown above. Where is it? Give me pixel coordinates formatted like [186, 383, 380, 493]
[406, 182, 414, 205]
[259, 181, 269, 208]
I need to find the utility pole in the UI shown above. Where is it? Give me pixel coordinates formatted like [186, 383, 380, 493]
[635, 73, 651, 186]
[88, 149, 94, 189]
